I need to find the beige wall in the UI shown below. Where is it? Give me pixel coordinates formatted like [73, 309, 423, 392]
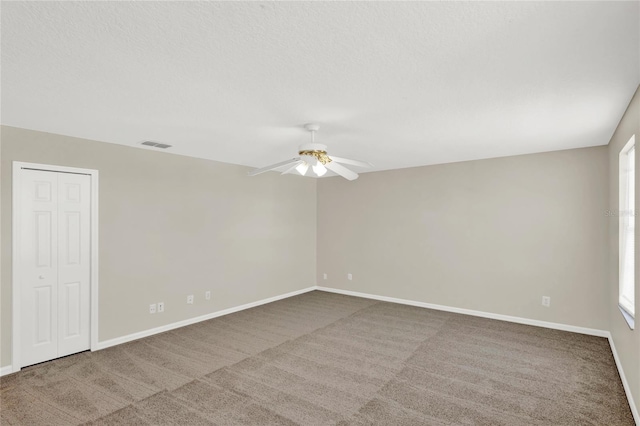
[3, 108, 637, 415]
[318, 146, 609, 330]
[0, 126, 317, 368]
[608, 86, 640, 413]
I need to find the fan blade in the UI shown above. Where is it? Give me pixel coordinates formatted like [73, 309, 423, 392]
[281, 161, 303, 175]
[248, 158, 300, 176]
[329, 156, 373, 168]
[325, 161, 359, 181]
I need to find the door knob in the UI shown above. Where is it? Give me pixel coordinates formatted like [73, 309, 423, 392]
[38, 275, 44, 279]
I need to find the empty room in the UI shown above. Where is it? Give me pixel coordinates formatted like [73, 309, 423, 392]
[1, 1, 639, 425]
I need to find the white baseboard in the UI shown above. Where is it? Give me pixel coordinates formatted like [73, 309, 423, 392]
[0, 365, 14, 377]
[608, 334, 640, 425]
[316, 286, 609, 337]
[95, 286, 317, 350]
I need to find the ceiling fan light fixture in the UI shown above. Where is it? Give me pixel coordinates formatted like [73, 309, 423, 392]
[313, 163, 327, 177]
[296, 162, 309, 176]
[247, 123, 371, 181]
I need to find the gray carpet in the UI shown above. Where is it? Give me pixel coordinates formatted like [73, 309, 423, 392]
[0, 291, 634, 425]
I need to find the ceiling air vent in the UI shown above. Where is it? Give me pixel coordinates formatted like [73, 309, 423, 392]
[141, 141, 172, 149]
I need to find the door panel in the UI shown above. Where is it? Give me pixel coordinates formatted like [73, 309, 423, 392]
[57, 172, 91, 357]
[34, 212, 53, 267]
[34, 181, 52, 201]
[34, 285, 53, 345]
[62, 282, 81, 337]
[64, 212, 81, 265]
[20, 168, 91, 367]
[21, 170, 59, 366]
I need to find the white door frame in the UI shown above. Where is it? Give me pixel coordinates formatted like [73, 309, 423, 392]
[12, 161, 99, 373]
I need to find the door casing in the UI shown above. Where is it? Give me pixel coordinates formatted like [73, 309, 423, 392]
[12, 161, 99, 373]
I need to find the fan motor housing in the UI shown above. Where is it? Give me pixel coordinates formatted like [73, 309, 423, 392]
[298, 143, 327, 152]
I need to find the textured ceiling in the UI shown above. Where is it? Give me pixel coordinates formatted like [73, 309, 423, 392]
[2, 1, 639, 172]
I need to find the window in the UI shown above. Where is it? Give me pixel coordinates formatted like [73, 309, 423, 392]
[619, 135, 635, 325]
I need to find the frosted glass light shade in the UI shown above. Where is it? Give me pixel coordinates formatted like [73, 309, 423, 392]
[313, 163, 327, 176]
[296, 162, 309, 176]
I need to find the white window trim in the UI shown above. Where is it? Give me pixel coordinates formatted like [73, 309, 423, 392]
[619, 135, 635, 328]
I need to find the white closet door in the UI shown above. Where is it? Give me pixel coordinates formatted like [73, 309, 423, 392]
[20, 169, 91, 367]
[20, 170, 60, 366]
[57, 172, 91, 357]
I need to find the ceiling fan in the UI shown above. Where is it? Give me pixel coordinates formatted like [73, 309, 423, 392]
[248, 124, 372, 181]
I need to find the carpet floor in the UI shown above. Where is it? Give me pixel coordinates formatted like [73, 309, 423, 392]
[0, 290, 634, 425]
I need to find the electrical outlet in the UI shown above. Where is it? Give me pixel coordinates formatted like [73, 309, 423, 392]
[323, 273, 327, 280]
[205, 291, 211, 300]
[149, 303, 156, 314]
[347, 273, 353, 281]
[542, 296, 551, 307]
[187, 295, 194, 304]
[157, 302, 164, 313]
